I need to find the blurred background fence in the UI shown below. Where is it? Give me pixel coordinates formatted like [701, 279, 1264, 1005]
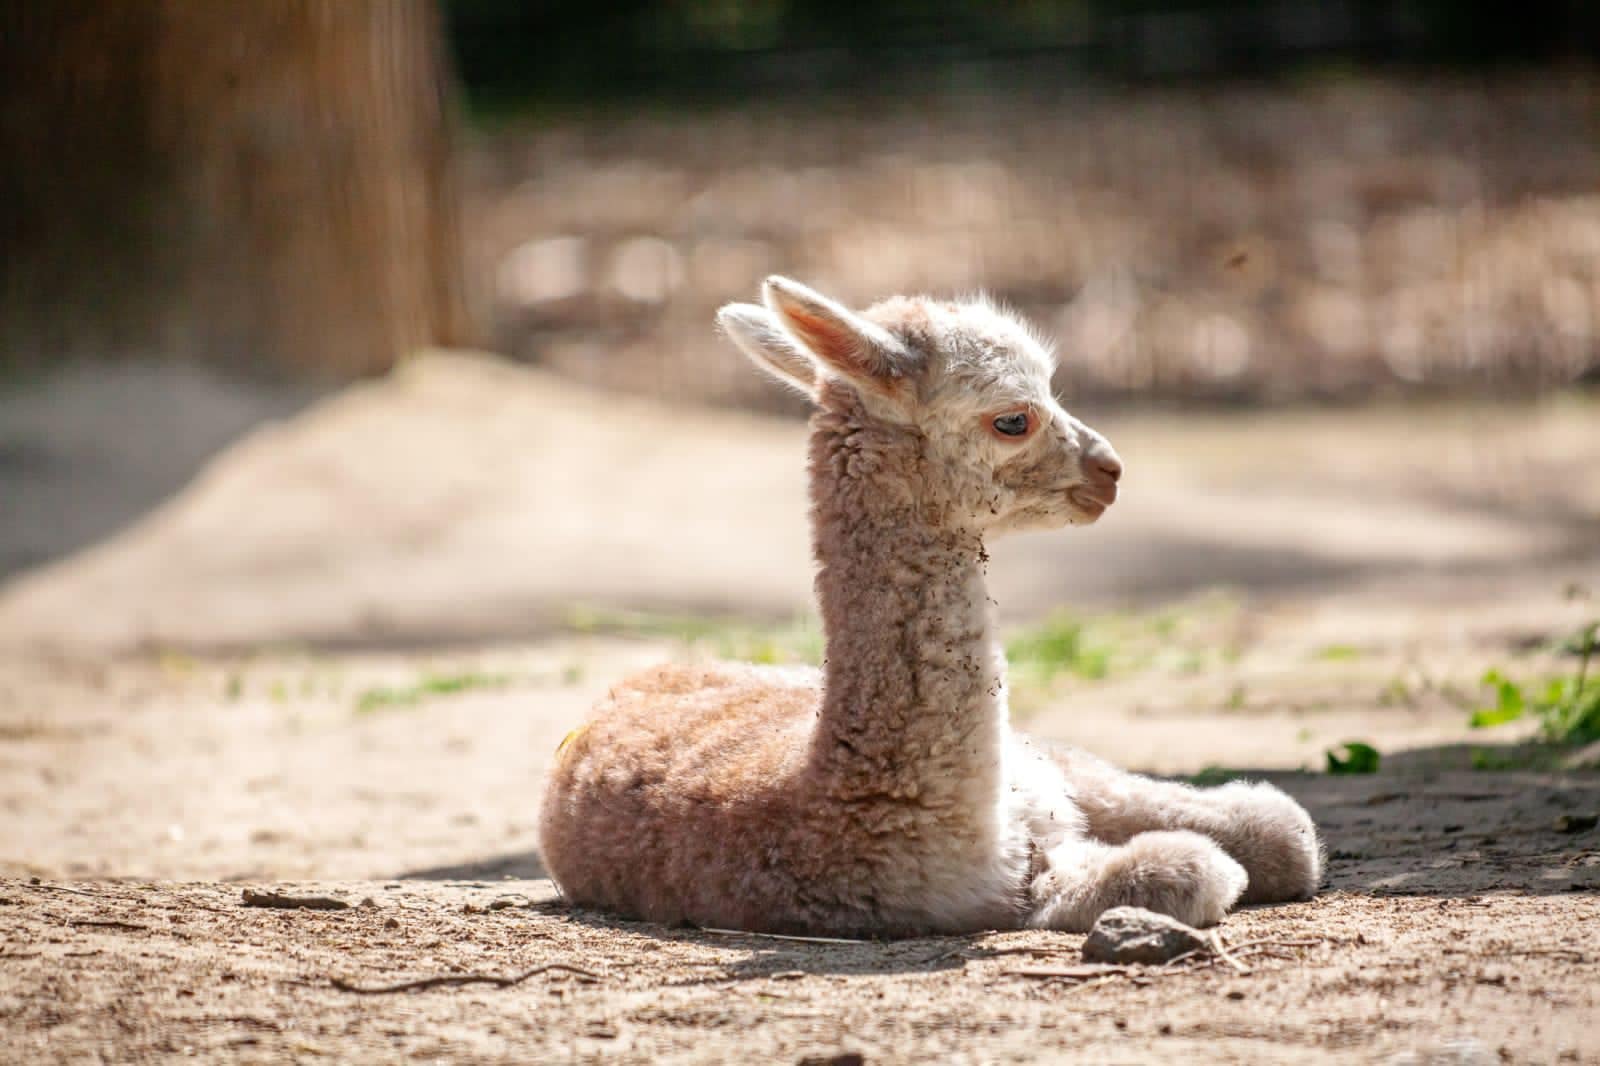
[4, 1, 1599, 408]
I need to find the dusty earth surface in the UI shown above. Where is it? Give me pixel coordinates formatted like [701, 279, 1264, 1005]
[2, 354, 1598, 1062]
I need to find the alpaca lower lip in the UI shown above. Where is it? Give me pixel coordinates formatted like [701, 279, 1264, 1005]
[1067, 486, 1117, 513]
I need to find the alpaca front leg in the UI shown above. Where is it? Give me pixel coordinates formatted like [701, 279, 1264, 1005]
[1046, 745, 1322, 904]
[1028, 831, 1247, 931]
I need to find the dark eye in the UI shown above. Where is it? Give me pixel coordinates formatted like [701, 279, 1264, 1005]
[992, 412, 1030, 437]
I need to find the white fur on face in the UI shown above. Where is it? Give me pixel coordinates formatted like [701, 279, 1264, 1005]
[866, 296, 1113, 536]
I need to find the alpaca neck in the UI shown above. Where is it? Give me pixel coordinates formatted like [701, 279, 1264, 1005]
[805, 391, 1008, 803]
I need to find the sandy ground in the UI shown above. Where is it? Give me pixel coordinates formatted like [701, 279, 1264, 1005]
[2, 634, 1599, 1063]
[1, 354, 1598, 1062]
[2, 352, 1597, 651]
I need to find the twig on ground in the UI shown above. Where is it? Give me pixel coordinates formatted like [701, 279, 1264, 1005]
[1160, 947, 1212, 969]
[329, 962, 601, 995]
[69, 919, 147, 931]
[1222, 937, 1324, 952]
[1003, 964, 1134, 980]
[241, 889, 350, 911]
[1063, 974, 1124, 995]
[21, 882, 96, 897]
[1441, 946, 1587, 962]
[699, 927, 870, 945]
[917, 948, 971, 966]
[966, 945, 1079, 959]
[1210, 933, 1252, 975]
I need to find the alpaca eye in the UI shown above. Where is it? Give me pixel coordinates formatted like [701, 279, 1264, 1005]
[992, 412, 1030, 437]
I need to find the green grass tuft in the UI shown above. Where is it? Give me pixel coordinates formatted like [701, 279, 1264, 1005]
[1325, 741, 1380, 775]
[355, 672, 512, 713]
[1468, 621, 1599, 744]
[1005, 611, 1113, 686]
[565, 606, 823, 666]
[1187, 765, 1243, 786]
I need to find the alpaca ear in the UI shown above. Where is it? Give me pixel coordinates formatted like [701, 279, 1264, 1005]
[761, 276, 912, 390]
[716, 303, 818, 397]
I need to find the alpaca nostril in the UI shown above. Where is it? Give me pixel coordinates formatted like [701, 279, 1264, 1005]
[1089, 452, 1122, 483]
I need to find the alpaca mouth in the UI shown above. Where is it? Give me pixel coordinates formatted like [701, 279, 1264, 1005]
[1066, 484, 1117, 520]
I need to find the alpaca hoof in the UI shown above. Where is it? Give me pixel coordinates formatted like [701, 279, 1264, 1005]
[1032, 830, 1247, 931]
[1147, 831, 1249, 927]
[1215, 781, 1323, 903]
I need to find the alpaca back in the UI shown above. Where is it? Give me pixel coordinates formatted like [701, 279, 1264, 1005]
[539, 662, 826, 928]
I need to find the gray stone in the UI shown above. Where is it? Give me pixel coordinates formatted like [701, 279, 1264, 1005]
[1082, 906, 1211, 965]
[1554, 813, 1598, 834]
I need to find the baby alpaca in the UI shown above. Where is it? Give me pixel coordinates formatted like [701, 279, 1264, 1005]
[539, 277, 1322, 936]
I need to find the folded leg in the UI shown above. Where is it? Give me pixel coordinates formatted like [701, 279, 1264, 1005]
[1028, 830, 1247, 930]
[1044, 744, 1322, 904]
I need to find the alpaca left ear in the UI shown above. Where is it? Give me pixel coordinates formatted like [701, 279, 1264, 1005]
[717, 303, 818, 397]
[762, 276, 912, 391]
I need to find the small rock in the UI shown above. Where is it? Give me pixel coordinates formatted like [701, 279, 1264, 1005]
[1554, 813, 1598, 834]
[383, 917, 400, 930]
[488, 896, 528, 911]
[1082, 907, 1210, 965]
[798, 1056, 864, 1066]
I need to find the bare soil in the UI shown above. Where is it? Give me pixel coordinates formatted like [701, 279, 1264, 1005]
[1, 356, 1598, 1062]
[2, 761, 1598, 1063]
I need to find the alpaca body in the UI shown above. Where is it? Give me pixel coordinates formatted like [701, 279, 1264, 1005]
[539, 278, 1321, 935]
[540, 663, 1064, 935]
[539, 662, 1274, 935]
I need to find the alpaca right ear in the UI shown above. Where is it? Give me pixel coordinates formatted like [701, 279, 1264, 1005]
[717, 302, 818, 397]
[761, 276, 912, 391]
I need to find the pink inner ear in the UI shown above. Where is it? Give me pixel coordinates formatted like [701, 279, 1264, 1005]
[782, 305, 876, 380]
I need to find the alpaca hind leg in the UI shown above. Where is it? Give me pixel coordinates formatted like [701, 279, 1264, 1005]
[1045, 744, 1322, 904]
[1028, 831, 1247, 931]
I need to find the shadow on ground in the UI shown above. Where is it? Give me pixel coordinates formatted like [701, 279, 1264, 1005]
[1202, 761, 1600, 899]
[399, 742, 1600, 964]
[399, 851, 548, 881]
[0, 362, 323, 578]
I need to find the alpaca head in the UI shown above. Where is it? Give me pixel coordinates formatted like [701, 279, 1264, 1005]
[718, 276, 1122, 536]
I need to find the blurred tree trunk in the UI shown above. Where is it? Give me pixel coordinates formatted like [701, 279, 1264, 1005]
[1, 0, 470, 378]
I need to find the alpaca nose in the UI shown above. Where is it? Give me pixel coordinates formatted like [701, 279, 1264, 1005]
[1086, 448, 1122, 484]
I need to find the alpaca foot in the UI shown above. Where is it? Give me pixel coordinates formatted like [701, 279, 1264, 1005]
[1029, 830, 1248, 932]
[1211, 781, 1323, 903]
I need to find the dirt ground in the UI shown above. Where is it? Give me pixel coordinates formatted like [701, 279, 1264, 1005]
[2, 355, 1598, 1062]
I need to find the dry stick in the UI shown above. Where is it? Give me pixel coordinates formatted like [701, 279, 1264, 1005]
[913, 948, 969, 968]
[1236, 948, 1302, 962]
[241, 889, 350, 911]
[1221, 937, 1324, 952]
[1209, 932, 1252, 975]
[1159, 947, 1213, 969]
[967, 945, 1080, 959]
[330, 962, 601, 995]
[1063, 974, 1124, 995]
[698, 927, 870, 945]
[69, 919, 146, 931]
[20, 883, 95, 898]
[1004, 964, 1134, 980]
